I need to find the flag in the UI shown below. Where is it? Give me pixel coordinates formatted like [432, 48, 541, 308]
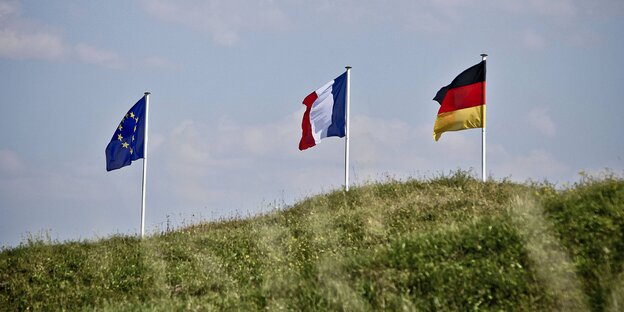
[105, 96, 146, 171]
[299, 72, 347, 150]
[432, 60, 486, 141]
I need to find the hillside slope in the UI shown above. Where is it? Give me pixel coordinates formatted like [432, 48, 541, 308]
[1, 172, 623, 311]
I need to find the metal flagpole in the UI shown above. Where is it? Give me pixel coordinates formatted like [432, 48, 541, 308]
[141, 92, 150, 238]
[480, 54, 487, 182]
[344, 66, 352, 191]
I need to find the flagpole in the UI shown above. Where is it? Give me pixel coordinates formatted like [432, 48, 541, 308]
[480, 54, 487, 182]
[141, 92, 150, 238]
[344, 66, 352, 191]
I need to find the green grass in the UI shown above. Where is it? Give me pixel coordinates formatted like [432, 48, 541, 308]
[1, 171, 623, 311]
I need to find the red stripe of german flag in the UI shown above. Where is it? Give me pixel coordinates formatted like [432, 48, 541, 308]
[433, 60, 486, 141]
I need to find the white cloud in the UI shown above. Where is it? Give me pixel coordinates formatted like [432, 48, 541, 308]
[0, 28, 67, 60]
[155, 119, 253, 204]
[0, 149, 23, 175]
[350, 115, 412, 166]
[136, 0, 622, 50]
[166, 120, 214, 172]
[142, 56, 180, 70]
[74, 43, 124, 69]
[527, 107, 556, 138]
[527, 0, 577, 19]
[522, 29, 547, 51]
[493, 0, 577, 19]
[491, 147, 568, 182]
[311, 0, 462, 33]
[0, 0, 66, 60]
[139, 0, 291, 46]
[0, 162, 108, 203]
[563, 29, 603, 47]
[0, 0, 18, 18]
[583, 1, 624, 18]
[0, 0, 176, 70]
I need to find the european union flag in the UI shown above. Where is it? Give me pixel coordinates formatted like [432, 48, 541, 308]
[105, 96, 146, 171]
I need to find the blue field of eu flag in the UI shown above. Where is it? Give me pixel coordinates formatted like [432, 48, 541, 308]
[106, 96, 146, 171]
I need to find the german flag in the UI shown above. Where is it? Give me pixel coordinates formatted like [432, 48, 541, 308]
[432, 60, 486, 141]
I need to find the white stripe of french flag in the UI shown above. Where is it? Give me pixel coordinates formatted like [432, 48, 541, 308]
[299, 72, 348, 150]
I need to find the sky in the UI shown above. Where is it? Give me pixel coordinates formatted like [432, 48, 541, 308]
[1, 0, 623, 248]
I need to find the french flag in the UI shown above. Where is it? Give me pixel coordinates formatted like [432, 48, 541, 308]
[299, 72, 347, 150]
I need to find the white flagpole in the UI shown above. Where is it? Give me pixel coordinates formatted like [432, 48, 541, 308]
[141, 92, 150, 238]
[480, 54, 487, 182]
[344, 66, 352, 191]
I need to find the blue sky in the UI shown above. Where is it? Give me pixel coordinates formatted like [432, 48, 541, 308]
[1, 0, 623, 248]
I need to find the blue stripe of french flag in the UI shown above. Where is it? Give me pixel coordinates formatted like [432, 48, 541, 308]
[299, 72, 347, 150]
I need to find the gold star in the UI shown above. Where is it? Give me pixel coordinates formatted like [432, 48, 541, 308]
[130, 147, 133, 154]
[130, 112, 135, 118]
[135, 117, 139, 123]
[118, 124, 123, 131]
[134, 125, 137, 132]
[122, 142, 129, 148]
[117, 134, 123, 141]
[132, 135, 135, 141]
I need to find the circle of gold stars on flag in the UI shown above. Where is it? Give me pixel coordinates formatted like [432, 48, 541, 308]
[117, 111, 140, 155]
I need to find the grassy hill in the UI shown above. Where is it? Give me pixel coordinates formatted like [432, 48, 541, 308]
[1, 171, 623, 311]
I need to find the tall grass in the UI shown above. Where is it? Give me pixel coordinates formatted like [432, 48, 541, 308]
[1, 171, 622, 311]
[540, 173, 624, 311]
